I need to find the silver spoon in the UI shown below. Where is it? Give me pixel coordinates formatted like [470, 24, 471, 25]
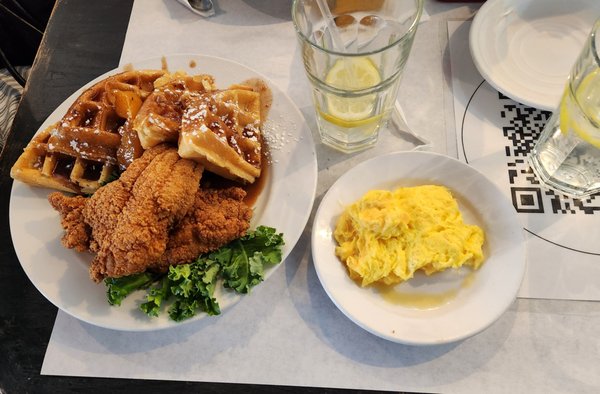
[188, 0, 214, 13]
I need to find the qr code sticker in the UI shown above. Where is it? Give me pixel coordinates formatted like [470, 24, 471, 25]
[498, 93, 600, 215]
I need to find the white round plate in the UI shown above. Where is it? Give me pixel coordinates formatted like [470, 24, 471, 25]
[9, 54, 317, 331]
[470, 0, 600, 110]
[311, 151, 525, 345]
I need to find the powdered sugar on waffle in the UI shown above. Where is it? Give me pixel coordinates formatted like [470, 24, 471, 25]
[262, 113, 302, 165]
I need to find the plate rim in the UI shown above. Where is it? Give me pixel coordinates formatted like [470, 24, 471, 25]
[9, 53, 318, 331]
[311, 150, 526, 345]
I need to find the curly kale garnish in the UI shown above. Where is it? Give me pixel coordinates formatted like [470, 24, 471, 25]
[104, 226, 284, 322]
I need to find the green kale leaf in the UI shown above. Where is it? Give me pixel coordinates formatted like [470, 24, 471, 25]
[140, 275, 172, 317]
[219, 225, 285, 293]
[166, 259, 221, 321]
[105, 272, 159, 306]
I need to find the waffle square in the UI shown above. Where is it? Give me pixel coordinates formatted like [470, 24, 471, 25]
[178, 87, 262, 184]
[133, 72, 216, 149]
[11, 70, 165, 193]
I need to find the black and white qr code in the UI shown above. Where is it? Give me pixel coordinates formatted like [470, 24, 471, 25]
[498, 93, 600, 215]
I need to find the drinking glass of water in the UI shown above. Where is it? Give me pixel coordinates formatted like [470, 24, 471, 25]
[292, 0, 423, 152]
[529, 18, 600, 198]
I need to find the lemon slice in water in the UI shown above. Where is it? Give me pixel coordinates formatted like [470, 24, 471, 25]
[324, 57, 381, 125]
[560, 68, 600, 148]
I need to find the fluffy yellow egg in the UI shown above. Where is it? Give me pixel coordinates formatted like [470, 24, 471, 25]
[334, 185, 485, 287]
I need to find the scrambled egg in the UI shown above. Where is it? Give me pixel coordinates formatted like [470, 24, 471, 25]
[334, 185, 485, 287]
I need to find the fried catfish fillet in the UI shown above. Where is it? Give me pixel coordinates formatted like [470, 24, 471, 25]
[48, 147, 254, 283]
[154, 186, 253, 271]
[48, 193, 89, 252]
[84, 144, 203, 282]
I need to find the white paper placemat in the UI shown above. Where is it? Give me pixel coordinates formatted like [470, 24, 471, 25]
[42, 239, 600, 393]
[448, 20, 600, 301]
[40, 2, 600, 392]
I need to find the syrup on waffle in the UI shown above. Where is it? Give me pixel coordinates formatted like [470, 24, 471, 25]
[11, 70, 165, 194]
[133, 72, 216, 149]
[178, 85, 263, 184]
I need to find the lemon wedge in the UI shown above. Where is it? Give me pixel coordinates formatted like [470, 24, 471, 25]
[560, 68, 600, 148]
[324, 57, 381, 124]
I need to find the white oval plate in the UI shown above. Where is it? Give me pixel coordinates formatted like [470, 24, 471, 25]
[9, 54, 317, 331]
[470, 0, 600, 110]
[311, 151, 525, 345]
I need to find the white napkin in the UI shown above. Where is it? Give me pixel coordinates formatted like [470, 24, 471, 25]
[393, 101, 432, 150]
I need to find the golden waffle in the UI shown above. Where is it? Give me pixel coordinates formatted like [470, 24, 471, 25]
[178, 86, 262, 183]
[133, 72, 216, 149]
[10, 70, 165, 194]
